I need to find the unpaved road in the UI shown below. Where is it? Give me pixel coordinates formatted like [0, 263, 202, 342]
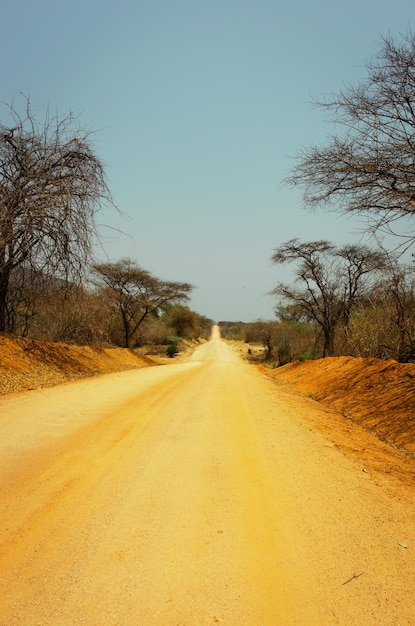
[0, 327, 414, 625]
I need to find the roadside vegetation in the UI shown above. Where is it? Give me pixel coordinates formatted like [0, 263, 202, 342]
[221, 31, 415, 366]
[219, 248, 415, 367]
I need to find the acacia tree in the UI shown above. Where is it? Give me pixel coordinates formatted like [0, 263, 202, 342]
[161, 304, 213, 340]
[287, 32, 415, 249]
[271, 239, 385, 356]
[92, 258, 194, 347]
[0, 96, 113, 332]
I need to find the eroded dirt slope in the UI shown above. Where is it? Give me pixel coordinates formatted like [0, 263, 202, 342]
[260, 356, 415, 456]
[0, 334, 158, 395]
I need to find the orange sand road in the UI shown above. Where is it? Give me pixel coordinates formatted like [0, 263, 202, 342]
[0, 326, 413, 624]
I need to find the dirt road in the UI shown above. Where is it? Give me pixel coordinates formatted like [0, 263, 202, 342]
[0, 327, 414, 624]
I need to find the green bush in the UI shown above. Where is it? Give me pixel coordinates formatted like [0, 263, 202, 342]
[166, 336, 179, 358]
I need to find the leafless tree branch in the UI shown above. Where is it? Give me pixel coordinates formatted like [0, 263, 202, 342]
[287, 31, 415, 248]
[0, 95, 116, 331]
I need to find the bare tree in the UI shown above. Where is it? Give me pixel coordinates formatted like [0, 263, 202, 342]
[92, 258, 194, 347]
[374, 261, 415, 362]
[271, 239, 385, 356]
[272, 240, 338, 356]
[336, 243, 387, 325]
[344, 263, 415, 362]
[245, 319, 276, 361]
[287, 32, 415, 249]
[0, 96, 114, 332]
[5, 266, 41, 335]
[35, 283, 111, 345]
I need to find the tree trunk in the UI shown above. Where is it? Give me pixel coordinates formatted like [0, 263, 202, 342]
[0, 267, 11, 333]
[322, 325, 335, 357]
[120, 310, 131, 348]
[0, 291, 7, 333]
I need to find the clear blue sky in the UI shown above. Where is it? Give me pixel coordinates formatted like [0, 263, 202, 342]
[1, 1, 414, 321]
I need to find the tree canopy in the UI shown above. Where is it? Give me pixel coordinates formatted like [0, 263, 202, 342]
[92, 258, 194, 347]
[271, 239, 386, 356]
[287, 31, 415, 249]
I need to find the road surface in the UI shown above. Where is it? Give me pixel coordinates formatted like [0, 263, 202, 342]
[0, 327, 413, 624]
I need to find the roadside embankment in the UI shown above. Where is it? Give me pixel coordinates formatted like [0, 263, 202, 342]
[260, 356, 415, 456]
[0, 334, 159, 395]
